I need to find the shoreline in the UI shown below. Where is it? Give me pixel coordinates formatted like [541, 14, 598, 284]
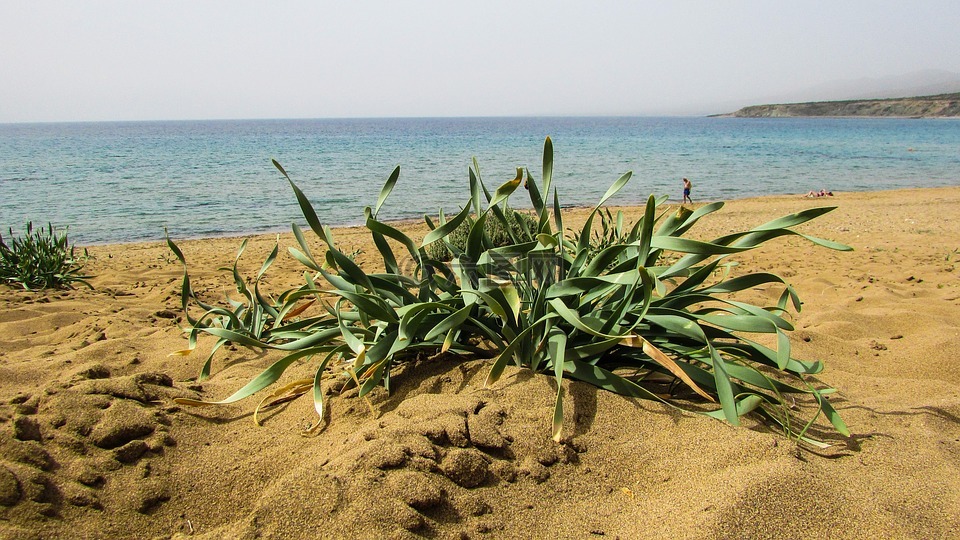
[709, 113, 960, 119]
[6, 116, 959, 248]
[77, 184, 960, 249]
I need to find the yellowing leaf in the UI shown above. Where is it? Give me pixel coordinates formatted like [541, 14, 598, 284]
[282, 299, 316, 321]
[621, 335, 715, 402]
[253, 378, 314, 426]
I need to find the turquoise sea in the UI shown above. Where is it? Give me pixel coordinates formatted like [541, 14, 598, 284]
[1, 116, 958, 245]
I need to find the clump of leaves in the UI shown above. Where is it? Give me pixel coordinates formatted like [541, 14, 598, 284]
[571, 207, 636, 266]
[425, 205, 538, 261]
[169, 138, 851, 448]
[0, 222, 91, 290]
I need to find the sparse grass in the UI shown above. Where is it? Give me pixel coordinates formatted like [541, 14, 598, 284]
[169, 138, 851, 447]
[0, 222, 91, 290]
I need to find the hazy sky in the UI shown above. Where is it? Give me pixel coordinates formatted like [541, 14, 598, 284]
[3, 1, 959, 123]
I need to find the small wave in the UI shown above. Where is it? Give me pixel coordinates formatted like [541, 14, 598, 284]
[0, 176, 42, 183]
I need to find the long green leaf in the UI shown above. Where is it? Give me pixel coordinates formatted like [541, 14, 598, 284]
[424, 304, 472, 342]
[175, 349, 320, 406]
[595, 171, 632, 209]
[374, 166, 401, 218]
[541, 136, 553, 197]
[710, 347, 739, 425]
[276, 160, 325, 240]
[422, 203, 473, 248]
[651, 236, 751, 255]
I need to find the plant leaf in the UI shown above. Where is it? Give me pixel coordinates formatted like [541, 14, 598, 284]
[374, 166, 401, 218]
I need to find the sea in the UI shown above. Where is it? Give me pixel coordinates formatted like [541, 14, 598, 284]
[1, 116, 958, 245]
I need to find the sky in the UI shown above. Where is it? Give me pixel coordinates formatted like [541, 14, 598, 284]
[2, 1, 960, 123]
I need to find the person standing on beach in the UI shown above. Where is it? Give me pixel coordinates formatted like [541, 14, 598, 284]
[682, 177, 693, 204]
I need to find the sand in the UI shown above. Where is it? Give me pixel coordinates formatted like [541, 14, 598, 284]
[2, 187, 959, 539]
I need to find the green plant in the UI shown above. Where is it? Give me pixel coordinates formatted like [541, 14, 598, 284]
[425, 204, 537, 261]
[166, 235, 362, 382]
[571, 207, 637, 266]
[171, 138, 851, 447]
[0, 222, 91, 290]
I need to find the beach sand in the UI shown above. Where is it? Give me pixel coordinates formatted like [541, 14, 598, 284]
[2, 187, 959, 539]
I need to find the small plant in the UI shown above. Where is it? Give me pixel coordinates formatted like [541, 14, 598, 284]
[165, 234, 363, 381]
[0, 222, 91, 290]
[571, 207, 637, 266]
[425, 205, 538, 261]
[170, 138, 851, 447]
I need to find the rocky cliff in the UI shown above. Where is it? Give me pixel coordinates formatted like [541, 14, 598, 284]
[714, 92, 960, 118]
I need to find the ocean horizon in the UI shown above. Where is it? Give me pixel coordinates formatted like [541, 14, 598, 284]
[2, 116, 959, 245]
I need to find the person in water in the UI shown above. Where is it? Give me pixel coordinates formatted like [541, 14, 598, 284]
[682, 177, 693, 204]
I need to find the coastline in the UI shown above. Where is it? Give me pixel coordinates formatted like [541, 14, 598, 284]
[75, 185, 960, 250]
[712, 92, 960, 118]
[2, 185, 960, 538]
[6, 116, 960, 247]
[709, 113, 960, 119]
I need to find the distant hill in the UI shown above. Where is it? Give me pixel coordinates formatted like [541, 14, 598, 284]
[713, 92, 960, 118]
